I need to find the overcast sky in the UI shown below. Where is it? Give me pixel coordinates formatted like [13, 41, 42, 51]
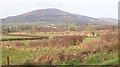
[0, 0, 119, 19]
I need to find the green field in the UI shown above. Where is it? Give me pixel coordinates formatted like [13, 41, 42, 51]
[0, 33, 63, 40]
[55, 52, 118, 65]
[2, 47, 118, 65]
[84, 51, 118, 65]
[83, 37, 99, 42]
[1, 33, 118, 65]
[0, 36, 30, 40]
[2, 47, 50, 65]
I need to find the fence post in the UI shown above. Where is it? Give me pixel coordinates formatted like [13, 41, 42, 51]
[7, 57, 10, 65]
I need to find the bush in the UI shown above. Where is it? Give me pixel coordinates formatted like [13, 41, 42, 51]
[101, 32, 118, 42]
[64, 35, 84, 46]
[29, 41, 41, 47]
[50, 35, 84, 47]
[28, 40, 49, 47]
[15, 42, 25, 47]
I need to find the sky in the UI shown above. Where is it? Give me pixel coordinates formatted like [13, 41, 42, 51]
[0, 0, 119, 19]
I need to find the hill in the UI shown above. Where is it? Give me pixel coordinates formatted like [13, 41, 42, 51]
[2, 8, 117, 25]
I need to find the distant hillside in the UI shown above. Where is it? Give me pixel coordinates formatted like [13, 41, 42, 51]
[97, 18, 118, 25]
[2, 8, 118, 25]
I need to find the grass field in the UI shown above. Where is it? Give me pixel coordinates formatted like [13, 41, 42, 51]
[84, 51, 118, 65]
[1, 32, 118, 65]
[2, 47, 48, 65]
[0, 33, 63, 40]
[83, 37, 99, 42]
[55, 52, 118, 65]
[2, 47, 118, 65]
[2, 37, 98, 65]
[0, 36, 30, 40]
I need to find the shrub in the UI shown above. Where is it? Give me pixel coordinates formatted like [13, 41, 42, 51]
[63, 35, 84, 46]
[101, 31, 118, 42]
[15, 42, 25, 47]
[28, 40, 49, 47]
[50, 35, 84, 48]
[29, 41, 41, 47]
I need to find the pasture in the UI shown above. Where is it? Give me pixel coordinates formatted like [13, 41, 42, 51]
[1, 29, 118, 65]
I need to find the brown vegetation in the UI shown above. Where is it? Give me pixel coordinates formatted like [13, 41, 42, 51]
[83, 31, 118, 53]
[28, 35, 84, 48]
[32, 31, 118, 64]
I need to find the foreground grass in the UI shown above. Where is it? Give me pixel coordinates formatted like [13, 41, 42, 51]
[2, 47, 45, 65]
[2, 47, 118, 65]
[84, 51, 118, 65]
[2, 47, 61, 65]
